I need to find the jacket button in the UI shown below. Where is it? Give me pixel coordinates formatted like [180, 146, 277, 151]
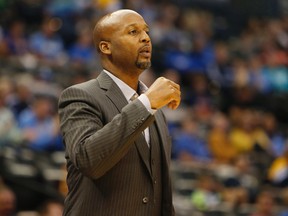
[142, 197, 149, 204]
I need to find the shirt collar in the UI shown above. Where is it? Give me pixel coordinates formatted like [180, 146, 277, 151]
[103, 70, 148, 102]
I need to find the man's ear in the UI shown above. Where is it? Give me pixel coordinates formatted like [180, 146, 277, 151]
[99, 41, 111, 55]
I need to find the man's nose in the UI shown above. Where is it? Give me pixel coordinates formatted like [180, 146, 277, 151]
[140, 31, 150, 43]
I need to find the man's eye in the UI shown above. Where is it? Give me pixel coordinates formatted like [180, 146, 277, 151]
[129, 30, 137, 35]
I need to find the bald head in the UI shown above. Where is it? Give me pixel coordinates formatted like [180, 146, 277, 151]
[92, 9, 151, 75]
[93, 9, 143, 52]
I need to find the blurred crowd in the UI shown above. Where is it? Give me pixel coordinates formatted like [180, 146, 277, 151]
[0, 0, 288, 215]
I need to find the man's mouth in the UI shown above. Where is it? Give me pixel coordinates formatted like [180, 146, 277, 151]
[139, 46, 151, 58]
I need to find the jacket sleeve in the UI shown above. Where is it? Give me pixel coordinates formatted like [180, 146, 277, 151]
[58, 86, 155, 179]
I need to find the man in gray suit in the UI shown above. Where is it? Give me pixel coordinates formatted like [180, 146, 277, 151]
[58, 9, 181, 216]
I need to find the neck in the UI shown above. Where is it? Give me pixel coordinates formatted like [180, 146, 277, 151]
[114, 71, 139, 90]
[103, 62, 142, 91]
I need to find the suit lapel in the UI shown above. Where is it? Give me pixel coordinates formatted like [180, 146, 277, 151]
[97, 71, 153, 176]
[135, 133, 152, 177]
[97, 71, 128, 112]
[154, 111, 169, 164]
[141, 112, 170, 180]
[136, 111, 170, 179]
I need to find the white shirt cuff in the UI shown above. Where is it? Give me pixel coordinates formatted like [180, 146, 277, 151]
[138, 94, 157, 114]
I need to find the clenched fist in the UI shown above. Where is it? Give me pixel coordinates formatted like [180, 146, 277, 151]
[144, 77, 181, 110]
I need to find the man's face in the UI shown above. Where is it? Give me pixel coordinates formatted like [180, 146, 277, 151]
[108, 12, 152, 72]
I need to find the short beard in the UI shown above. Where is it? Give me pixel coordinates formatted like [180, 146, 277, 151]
[136, 61, 151, 70]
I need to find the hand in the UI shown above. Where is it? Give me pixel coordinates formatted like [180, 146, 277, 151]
[144, 77, 181, 110]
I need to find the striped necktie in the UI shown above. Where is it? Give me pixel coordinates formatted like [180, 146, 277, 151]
[130, 92, 139, 101]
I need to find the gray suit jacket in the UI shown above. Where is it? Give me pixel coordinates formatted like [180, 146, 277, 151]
[58, 71, 175, 216]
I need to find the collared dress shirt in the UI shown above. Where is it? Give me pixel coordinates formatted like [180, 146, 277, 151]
[103, 70, 154, 146]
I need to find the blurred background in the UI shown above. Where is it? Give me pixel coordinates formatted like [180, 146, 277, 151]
[1, 0, 288, 215]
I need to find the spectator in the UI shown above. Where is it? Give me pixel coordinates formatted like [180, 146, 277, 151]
[208, 112, 238, 164]
[0, 24, 8, 58]
[229, 108, 270, 154]
[190, 173, 222, 211]
[248, 55, 271, 94]
[261, 39, 288, 93]
[262, 111, 287, 158]
[250, 191, 276, 216]
[68, 28, 96, 66]
[268, 148, 288, 187]
[4, 20, 29, 56]
[0, 82, 22, 147]
[279, 189, 288, 216]
[207, 41, 233, 89]
[218, 154, 257, 210]
[228, 108, 274, 182]
[28, 17, 66, 65]
[173, 115, 211, 162]
[0, 184, 16, 216]
[37, 199, 64, 216]
[6, 74, 33, 121]
[18, 95, 62, 151]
